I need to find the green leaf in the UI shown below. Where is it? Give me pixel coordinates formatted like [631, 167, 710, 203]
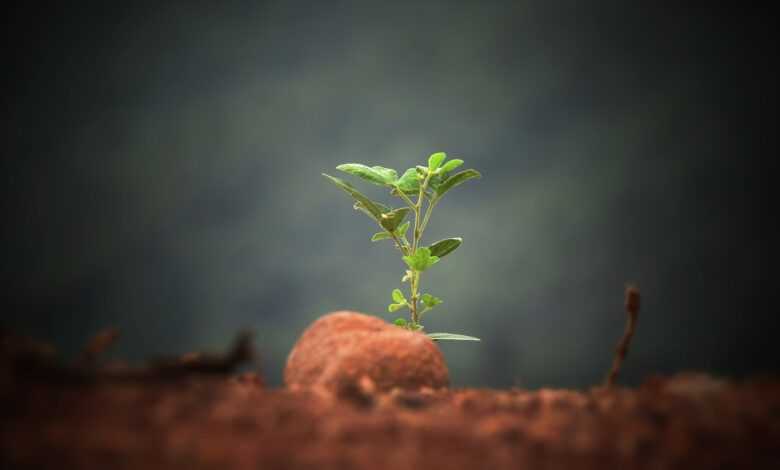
[388, 303, 405, 312]
[440, 158, 463, 173]
[336, 163, 395, 186]
[374, 201, 392, 212]
[434, 169, 481, 199]
[323, 174, 385, 220]
[421, 293, 443, 308]
[392, 288, 406, 304]
[428, 152, 446, 171]
[428, 238, 462, 258]
[371, 232, 392, 242]
[353, 203, 380, 222]
[402, 247, 440, 272]
[427, 173, 447, 193]
[380, 207, 410, 232]
[354, 201, 394, 225]
[371, 166, 398, 183]
[427, 332, 481, 342]
[395, 168, 421, 194]
[427, 160, 461, 192]
[354, 199, 390, 214]
[394, 318, 407, 327]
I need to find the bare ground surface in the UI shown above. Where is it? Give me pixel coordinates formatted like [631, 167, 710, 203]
[2, 370, 779, 470]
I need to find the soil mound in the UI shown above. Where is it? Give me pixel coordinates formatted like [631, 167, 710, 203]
[284, 311, 449, 392]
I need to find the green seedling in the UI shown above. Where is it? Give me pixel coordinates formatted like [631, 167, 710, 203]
[323, 152, 481, 342]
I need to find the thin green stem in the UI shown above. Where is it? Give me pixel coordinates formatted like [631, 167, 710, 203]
[390, 232, 408, 256]
[410, 270, 420, 326]
[409, 268, 419, 327]
[407, 171, 434, 328]
[412, 173, 432, 252]
[395, 190, 417, 211]
[411, 208, 419, 253]
[419, 197, 438, 235]
[410, 270, 419, 325]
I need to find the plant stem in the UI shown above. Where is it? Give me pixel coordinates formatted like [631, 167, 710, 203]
[410, 270, 420, 325]
[407, 172, 433, 328]
[390, 232, 408, 256]
[396, 190, 417, 211]
[412, 173, 432, 251]
[419, 197, 437, 234]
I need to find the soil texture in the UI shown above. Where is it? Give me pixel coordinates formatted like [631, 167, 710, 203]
[3, 370, 779, 469]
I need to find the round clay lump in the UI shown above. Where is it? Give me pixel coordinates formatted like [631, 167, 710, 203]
[285, 311, 449, 392]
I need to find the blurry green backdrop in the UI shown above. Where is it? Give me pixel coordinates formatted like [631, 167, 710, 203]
[3, 1, 774, 387]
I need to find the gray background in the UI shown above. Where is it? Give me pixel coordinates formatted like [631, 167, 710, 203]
[3, 1, 775, 388]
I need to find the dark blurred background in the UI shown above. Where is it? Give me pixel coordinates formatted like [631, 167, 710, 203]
[2, 1, 776, 388]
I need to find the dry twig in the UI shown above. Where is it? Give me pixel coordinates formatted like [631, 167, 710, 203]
[605, 284, 640, 387]
[2, 329, 254, 383]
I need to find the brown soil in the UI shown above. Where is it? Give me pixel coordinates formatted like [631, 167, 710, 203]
[3, 371, 779, 470]
[2, 323, 779, 469]
[285, 311, 449, 392]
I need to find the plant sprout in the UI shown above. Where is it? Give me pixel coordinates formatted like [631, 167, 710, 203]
[323, 152, 481, 342]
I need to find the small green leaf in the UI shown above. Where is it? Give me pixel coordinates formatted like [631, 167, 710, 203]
[427, 333, 481, 342]
[428, 238, 462, 258]
[428, 152, 446, 171]
[336, 163, 395, 186]
[353, 203, 381, 223]
[380, 207, 410, 232]
[371, 232, 392, 242]
[394, 318, 407, 327]
[421, 293, 443, 308]
[434, 169, 481, 199]
[402, 247, 440, 272]
[427, 173, 447, 193]
[392, 288, 406, 303]
[371, 166, 398, 183]
[323, 174, 385, 220]
[388, 303, 405, 312]
[353, 201, 402, 227]
[440, 158, 463, 173]
[395, 168, 421, 194]
[354, 200, 390, 214]
[374, 201, 392, 212]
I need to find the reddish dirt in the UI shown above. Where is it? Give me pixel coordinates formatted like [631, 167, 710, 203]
[285, 311, 449, 392]
[2, 371, 779, 470]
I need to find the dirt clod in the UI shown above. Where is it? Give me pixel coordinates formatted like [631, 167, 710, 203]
[284, 311, 449, 392]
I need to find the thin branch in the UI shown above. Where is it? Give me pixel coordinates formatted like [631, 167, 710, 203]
[395, 189, 417, 211]
[604, 284, 640, 387]
[3, 329, 255, 383]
